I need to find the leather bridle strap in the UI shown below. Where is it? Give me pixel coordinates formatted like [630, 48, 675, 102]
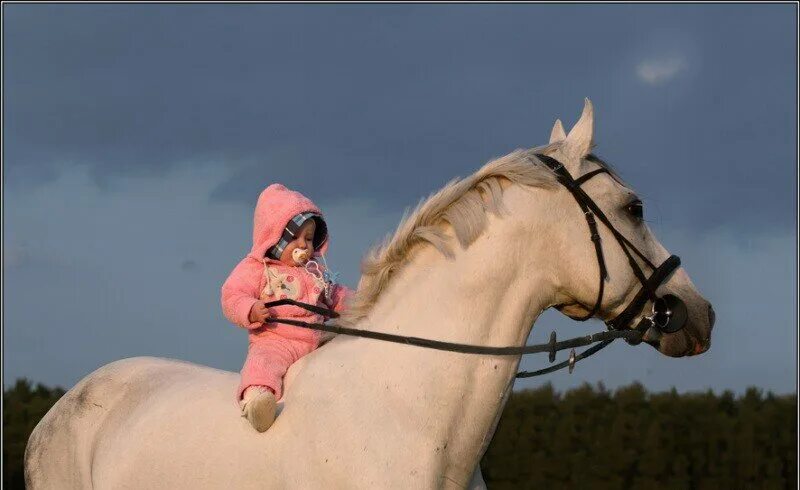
[533, 154, 608, 321]
[515, 340, 613, 378]
[606, 254, 681, 332]
[264, 300, 639, 376]
[564, 173, 683, 330]
[263, 312, 642, 356]
[532, 153, 680, 331]
[574, 168, 608, 186]
[534, 153, 615, 321]
[264, 297, 343, 318]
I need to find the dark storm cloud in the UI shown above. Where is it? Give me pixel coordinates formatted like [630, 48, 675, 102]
[4, 4, 796, 231]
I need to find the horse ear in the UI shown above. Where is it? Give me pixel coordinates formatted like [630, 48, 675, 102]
[563, 98, 594, 160]
[549, 119, 567, 143]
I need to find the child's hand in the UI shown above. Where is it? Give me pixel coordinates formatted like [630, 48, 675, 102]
[248, 301, 272, 324]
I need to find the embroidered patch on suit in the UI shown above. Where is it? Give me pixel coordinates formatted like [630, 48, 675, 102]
[261, 268, 302, 300]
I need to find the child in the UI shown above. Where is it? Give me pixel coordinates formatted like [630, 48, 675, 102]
[221, 183, 352, 432]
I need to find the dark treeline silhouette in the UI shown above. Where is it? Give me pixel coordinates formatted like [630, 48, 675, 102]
[483, 382, 797, 489]
[3, 379, 66, 489]
[3, 379, 796, 489]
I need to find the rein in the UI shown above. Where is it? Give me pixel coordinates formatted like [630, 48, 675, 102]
[262, 298, 643, 378]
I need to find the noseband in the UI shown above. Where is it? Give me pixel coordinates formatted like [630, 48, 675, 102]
[261, 153, 687, 377]
[532, 153, 687, 340]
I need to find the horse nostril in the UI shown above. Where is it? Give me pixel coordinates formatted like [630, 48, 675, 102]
[707, 305, 716, 328]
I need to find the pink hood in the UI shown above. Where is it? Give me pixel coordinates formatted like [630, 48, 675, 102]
[247, 183, 329, 260]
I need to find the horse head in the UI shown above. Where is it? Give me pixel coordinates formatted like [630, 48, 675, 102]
[536, 98, 714, 358]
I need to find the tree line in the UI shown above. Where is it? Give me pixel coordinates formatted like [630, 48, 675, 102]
[482, 382, 796, 489]
[4, 379, 66, 489]
[3, 379, 796, 489]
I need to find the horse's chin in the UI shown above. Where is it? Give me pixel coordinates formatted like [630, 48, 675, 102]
[653, 331, 711, 358]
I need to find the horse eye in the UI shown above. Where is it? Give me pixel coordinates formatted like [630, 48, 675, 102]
[626, 200, 644, 220]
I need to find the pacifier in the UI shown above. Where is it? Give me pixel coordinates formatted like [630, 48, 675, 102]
[303, 259, 330, 302]
[304, 259, 323, 278]
[292, 248, 311, 265]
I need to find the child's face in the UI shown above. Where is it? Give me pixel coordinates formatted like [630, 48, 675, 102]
[278, 219, 316, 266]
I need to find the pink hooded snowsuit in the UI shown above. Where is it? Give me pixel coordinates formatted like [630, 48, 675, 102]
[221, 183, 352, 401]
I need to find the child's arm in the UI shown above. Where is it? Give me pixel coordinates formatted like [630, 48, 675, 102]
[221, 258, 268, 330]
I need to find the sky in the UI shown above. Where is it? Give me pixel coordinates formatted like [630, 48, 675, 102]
[3, 4, 797, 395]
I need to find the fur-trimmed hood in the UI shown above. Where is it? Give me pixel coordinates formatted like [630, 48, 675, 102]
[247, 184, 329, 261]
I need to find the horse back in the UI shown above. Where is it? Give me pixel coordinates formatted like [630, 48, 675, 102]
[24, 357, 229, 489]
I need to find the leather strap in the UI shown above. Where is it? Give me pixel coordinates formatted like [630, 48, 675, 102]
[535, 154, 609, 321]
[515, 340, 613, 378]
[575, 168, 609, 185]
[264, 297, 340, 318]
[262, 299, 642, 377]
[605, 255, 681, 330]
[264, 298, 641, 354]
[533, 153, 677, 331]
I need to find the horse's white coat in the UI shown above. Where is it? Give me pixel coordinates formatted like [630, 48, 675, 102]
[25, 100, 713, 489]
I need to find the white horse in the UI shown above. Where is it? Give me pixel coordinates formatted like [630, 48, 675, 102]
[25, 99, 714, 489]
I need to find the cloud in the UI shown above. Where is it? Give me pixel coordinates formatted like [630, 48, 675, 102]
[636, 56, 687, 84]
[4, 7, 795, 233]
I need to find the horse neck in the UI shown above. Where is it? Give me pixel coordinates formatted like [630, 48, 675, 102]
[337, 206, 556, 478]
[363, 234, 551, 347]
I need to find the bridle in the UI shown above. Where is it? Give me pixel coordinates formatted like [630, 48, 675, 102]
[262, 153, 688, 377]
[532, 153, 688, 340]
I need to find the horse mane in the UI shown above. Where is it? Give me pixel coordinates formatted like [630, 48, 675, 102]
[341, 143, 563, 324]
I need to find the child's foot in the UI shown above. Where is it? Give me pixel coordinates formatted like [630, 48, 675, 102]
[241, 387, 277, 432]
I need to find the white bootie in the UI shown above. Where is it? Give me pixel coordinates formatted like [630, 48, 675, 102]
[241, 387, 277, 432]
